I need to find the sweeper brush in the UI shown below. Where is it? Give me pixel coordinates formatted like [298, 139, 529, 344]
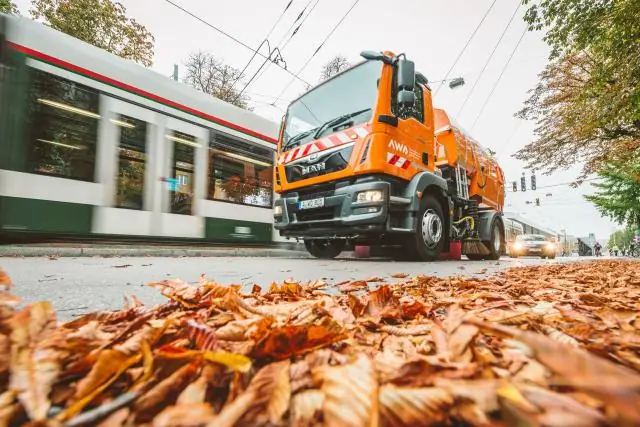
[462, 238, 491, 256]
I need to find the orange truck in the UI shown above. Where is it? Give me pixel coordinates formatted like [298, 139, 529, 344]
[273, 50, 506, 261]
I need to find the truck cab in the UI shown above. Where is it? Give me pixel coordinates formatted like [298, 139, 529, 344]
[273, 51, 505, 261]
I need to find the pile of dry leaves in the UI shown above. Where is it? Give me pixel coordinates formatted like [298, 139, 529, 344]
[0, 260, 639, 427]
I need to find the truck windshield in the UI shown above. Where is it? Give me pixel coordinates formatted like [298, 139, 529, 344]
[282, 60, 383, 150]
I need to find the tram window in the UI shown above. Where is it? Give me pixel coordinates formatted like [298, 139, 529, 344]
[208, 132, 274, 208]
[167, 130, 196, 215]
[114, 115, 147, 210]
[25, 68, 99, 181]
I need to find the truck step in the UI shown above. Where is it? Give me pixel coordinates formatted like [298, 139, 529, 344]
[390, 196, 411, 205]
[389, 227, 413, 233]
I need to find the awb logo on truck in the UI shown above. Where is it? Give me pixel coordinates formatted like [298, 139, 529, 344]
[388, 140, 409, 155]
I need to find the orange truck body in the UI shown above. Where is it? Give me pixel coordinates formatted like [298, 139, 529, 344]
[273, 51, 506, 261]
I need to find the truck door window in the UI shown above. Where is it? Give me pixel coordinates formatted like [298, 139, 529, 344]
[391, 74, 424, 123]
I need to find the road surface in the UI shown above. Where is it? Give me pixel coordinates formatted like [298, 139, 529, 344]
[0, 255, 593, 321]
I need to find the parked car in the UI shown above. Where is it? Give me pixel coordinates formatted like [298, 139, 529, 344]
[510, 234, 557, 259]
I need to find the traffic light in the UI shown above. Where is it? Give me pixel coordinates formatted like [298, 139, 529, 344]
[531, 173, 537, 191]
[512, 181, 518, 192]
[520, 175, 526, 192]
[535, 198, 540, 206]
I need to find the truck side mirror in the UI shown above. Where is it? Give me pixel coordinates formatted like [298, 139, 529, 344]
[397, 58, 416, 108]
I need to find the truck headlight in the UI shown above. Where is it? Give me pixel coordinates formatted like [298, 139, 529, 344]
[273, 205, 283, 216]
[356, 190, 383, 203]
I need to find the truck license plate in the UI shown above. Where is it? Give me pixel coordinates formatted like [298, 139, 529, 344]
[298, 198, 324, 210]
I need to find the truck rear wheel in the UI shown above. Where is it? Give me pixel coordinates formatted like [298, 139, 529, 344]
[304, 239, 345, 259]
[485, 217, 504, 261]
[408, 195, 446, 261]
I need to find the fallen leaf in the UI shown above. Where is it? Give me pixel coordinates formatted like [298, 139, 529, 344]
[337, 280, 368, 293]
[153, 403, 215, 427]
[9, 302, 60, 421]
[379, 385, 453, 426]
[315, 354, 378, 427]
[183, 319, 218, 351]
[390, 273, 409, 279]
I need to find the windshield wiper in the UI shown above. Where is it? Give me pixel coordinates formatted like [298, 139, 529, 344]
[282, 128, 319, 151]
[313, 108, 371, 140]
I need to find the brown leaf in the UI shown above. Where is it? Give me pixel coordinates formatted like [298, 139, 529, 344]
[251, 318, 346, 360]
[314, 354, 378, 427]
[183, 319, 218, 352]
[177, 376, 208, 405]
[135, 362, 201, 419]
[448, 324, 479, 360]
[153, 403, 215, 427]
[390, 273, 409, 279]
[290, 389, 323, 427]
[73, 350, 131, 402]
[337, 280, 368, 293]
[379, 385, 454, 427]
[212, 360, 290, 427]
[9, 302, 60, 421]
[365, 276, 385, 282]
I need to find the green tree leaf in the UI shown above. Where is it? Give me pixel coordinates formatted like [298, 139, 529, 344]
[0, 0, 19, 14]
[30, 0, 154, 67]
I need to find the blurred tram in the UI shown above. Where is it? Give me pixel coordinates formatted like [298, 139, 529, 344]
[0, 14, 281, 244]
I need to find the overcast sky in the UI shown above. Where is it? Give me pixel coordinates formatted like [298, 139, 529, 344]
[15, 0, 621, 240]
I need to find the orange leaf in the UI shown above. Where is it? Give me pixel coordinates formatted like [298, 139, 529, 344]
[391, 273, 409, 279]
[0, 269, 11, 290]
[134, 362, 200, 419]
[177, 375, 208, 405]
[73, 350, 130, 402]
[9, 302, 60, 421]
[251, 318, 347, 361]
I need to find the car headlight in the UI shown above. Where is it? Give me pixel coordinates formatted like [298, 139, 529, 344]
[273, 205, 283, 216]
[513, 242, 523, 250]
[546, 243, 555, 251]
[356, 190, 383, 203]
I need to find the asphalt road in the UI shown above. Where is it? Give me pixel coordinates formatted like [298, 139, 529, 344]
[1, 255, 593, 321]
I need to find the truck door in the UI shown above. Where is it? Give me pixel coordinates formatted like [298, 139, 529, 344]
[385, 79, 433, 179]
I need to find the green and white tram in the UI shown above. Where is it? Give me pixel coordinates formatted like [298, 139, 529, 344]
[0, 14, 280, 244]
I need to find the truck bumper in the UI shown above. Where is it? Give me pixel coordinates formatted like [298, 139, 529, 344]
[273, 181, 391, 239]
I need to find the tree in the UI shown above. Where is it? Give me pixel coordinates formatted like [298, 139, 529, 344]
[516, 0, 640, 177]
[608, 228, 635, 249]
[319, 55, 351, 82]
[585, 156, 640, 228]
[30, 0, 154, 67]
[0, 0, 19, 13]
[183, 51, 252, 110]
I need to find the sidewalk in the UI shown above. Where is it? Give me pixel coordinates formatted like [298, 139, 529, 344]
[0, 242, 311, 258]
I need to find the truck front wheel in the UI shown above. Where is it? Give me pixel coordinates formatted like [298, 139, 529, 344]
[409, 195, 446, 261]
[485, 217, 504, 261]
[304, 239, 345, 259]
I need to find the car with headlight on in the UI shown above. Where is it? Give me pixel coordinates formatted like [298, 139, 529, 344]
[510, 234, 556, 259]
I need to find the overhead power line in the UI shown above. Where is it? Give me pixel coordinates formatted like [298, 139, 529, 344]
[434, 0, 499, 97]
[235, 0, 295, 84]
[162, 0, 310, 86]
[456, 1, 522, 118]
[241, 0, 322, 95]
[274, 0, 363, 102]
[470, 27, 527, 132]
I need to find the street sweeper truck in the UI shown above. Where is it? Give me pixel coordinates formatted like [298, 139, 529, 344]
[272, 50, 506, 261]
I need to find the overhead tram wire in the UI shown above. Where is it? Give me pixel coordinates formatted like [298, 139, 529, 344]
[456, 1, 522, 118]
[434, 0, 499, 98]
[274, 0, 363, 103]
[469, 27, 527, 132]
[240, 0, 322, 96]
[162, 0, 310, 87]
[235, 0, 295, 84]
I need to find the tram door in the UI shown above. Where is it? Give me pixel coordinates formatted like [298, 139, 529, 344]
[156, 117, 208, 238]
[93, 97, 157, 236]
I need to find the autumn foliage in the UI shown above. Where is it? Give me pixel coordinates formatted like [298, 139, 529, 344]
[0, 260, 639, 426]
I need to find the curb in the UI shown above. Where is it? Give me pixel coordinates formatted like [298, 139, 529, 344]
[0, 245, 312, 258]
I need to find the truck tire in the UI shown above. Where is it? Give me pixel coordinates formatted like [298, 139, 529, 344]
[484, 217, 504, 261]
[304, 239, 345, 259]
[408, 195, 446, 261]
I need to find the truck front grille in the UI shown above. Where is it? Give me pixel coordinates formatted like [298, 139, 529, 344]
[285, 146, 353, 183]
